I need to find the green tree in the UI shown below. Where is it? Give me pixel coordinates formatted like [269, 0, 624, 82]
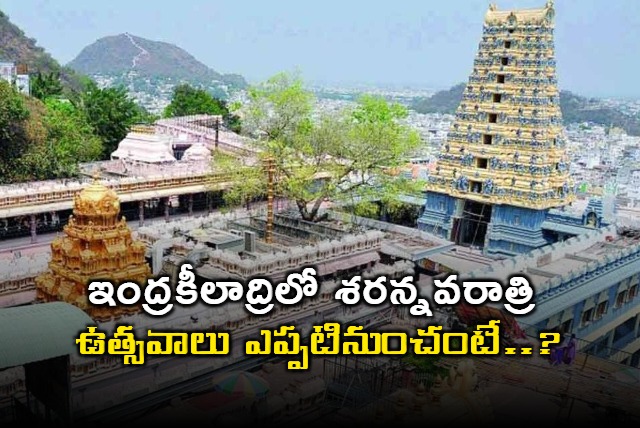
[44, 99, 102, 174]
[164, 83, 241, 132]
[13, 99, 102, 181]
[79, 81, 139, 158]
[164, 84, 228, 118]
[0, 81, 31, 182]
[30, 71, 64, 100]
[214, 72, 422, 222]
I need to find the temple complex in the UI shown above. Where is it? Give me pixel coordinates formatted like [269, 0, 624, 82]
[35, 177, 150, 321]
[419, 1, 576, 256]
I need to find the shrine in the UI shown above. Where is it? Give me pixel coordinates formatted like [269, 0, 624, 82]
[35, 177, 151, 321]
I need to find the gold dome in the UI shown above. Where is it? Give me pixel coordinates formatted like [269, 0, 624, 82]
[73, 179, 120, 217]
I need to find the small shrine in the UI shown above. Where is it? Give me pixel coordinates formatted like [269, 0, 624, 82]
[35, 177, 150, 321]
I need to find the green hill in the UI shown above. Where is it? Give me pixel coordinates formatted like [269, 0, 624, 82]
[413, 84, 640, 136]
[0, 10, 85, 93]
[68, 33, 247, 91]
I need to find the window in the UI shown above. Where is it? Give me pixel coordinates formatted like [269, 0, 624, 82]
[483, 134, 493, 145]
[501, 57, 509, 66]
[504, 40, 512, 49]
[469, 180, 482, 194]
[559, 319, 572, 334]
[581, 308, 594, 326]
[628, 284, 638, 302]
[595, 301, 608, 320]
[496, 74, 505, 84]
[508, 28, 514, 34]
[615, 290, 628, 308]
[476, 158, 488, 169]
[493, 93, 502, 103]
[488, 113, 497, 123]
[513, 215, 521, 226]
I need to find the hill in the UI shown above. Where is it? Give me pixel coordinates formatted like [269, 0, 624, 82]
[0, 10, 85, 93]
[69, 33, 247, 91]
[413, 84, 640, 136]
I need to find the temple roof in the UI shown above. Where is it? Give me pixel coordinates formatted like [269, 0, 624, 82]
[0, 302, 93, 369]
[77, 180, 117, 205]
[74, 178, 120, 217]
[111, 131, 177, 163]
[485, 1, 554, 26]
[182, 143, 212, 162]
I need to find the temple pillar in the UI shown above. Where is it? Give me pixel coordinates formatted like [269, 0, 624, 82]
[215, 117, 220, 148]
[188, 194, 194, 216]
[164, 197, 171, 222]
[30, 214, 37, 244]
[139, 200, 145, 227]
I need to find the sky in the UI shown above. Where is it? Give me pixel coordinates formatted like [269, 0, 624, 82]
[1, 0, 638, 98]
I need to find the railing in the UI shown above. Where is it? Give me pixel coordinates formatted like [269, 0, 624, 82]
[0, 171, 236, 210]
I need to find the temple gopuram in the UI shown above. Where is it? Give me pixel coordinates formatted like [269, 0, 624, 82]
[35, 178, 150, 321]
[419, 1, 579, 256]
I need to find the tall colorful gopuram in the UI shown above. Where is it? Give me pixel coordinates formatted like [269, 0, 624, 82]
[36, 178, 150, 321]
[418, 1, 574, 256]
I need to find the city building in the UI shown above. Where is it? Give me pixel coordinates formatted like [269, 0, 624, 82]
[419, 1, 578, 256]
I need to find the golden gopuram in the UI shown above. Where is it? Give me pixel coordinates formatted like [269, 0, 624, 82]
[36, 177, 150, 321]
[419, 1, 577, 257]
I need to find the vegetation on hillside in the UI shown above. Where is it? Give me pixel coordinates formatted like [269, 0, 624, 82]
[412, 83, 640, 136]
[214, 72, 422, 222]
[0, 81, 102, 182]
[558, 91, 640, 136]
[0, 65, 149, 182]
[68, 33, 247, 91]
[0, 10, 85, 94]
[31, 71, 64, 100]
[412, 83, 466, 114]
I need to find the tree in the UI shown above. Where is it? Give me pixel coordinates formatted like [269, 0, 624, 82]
[42, 99, 102, 175]
[12, 99, 103, 181]
[164, 83, 241, 132]
[30, 71, 63, 100]
[164, 84, 228, 118]
[214, 72, 422, 222]
[79, 81, 139, 158]
[0, 80, 31, 182]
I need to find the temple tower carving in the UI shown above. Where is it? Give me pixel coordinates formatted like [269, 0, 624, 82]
[36, 178, 150, 321]
[419, 1, 574, 256]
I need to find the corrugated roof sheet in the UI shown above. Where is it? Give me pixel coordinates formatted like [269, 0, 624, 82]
[0, 302, 93, 369]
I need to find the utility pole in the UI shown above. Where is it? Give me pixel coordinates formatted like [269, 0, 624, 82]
[265, 157, 275, 244]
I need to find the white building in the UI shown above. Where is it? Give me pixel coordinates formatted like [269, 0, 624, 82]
[0, 61, 30, 95]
